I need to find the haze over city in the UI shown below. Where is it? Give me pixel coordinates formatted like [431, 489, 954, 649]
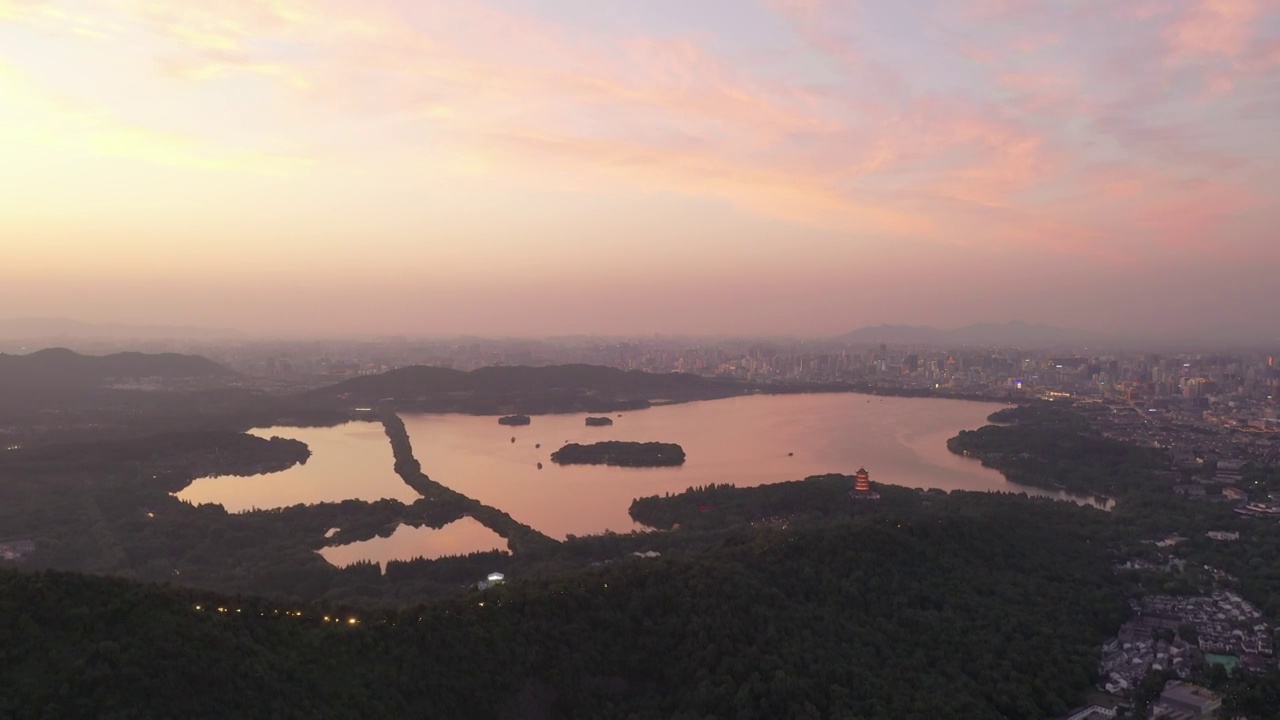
[4, 0, 1279, 338]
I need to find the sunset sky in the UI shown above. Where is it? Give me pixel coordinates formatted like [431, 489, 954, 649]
[3, 0, 1278, 338]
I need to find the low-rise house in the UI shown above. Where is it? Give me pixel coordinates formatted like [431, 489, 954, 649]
[1152, 681, 1220, 718]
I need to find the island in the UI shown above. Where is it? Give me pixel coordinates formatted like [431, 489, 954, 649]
[550, 441, 685, 467]
[584, 416, 613, 427]
[497, 414, 531, 426]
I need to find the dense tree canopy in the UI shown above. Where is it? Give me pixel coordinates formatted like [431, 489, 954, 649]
[2, 494, 1125, 719]
[5, 393, 1280, 718]
[551, 441, 686, 467]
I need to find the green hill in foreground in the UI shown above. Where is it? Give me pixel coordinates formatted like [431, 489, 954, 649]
[1, 495, 1124, 720]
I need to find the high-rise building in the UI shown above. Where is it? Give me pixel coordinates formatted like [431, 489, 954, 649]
[902, 354, 919, 375]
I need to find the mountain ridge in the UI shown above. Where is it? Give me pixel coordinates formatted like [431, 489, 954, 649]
[304, 363, 745, 414]
[312, 363, 729, 397]
[0, 348, 236, 388]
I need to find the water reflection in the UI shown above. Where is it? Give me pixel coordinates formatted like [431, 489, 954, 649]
[176, 422, 419, 512]
[403, 393, 1104, 539]
[173, 396, 1105, 541]
[318, 518, 509, 573]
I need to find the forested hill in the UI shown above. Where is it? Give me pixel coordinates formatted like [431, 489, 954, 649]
[1, 499, 1125, 719]
[0, 348, 235, 388]
[304, 364, 744, 413]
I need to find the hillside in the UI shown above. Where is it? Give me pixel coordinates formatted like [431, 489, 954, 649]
[307, 363, 743, 413]
[0, 348, 236, 388]
[0, 496, 1124, 719]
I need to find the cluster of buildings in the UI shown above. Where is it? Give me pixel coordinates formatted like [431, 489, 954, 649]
[1079, 386, 1279, 514]
[1098, 625, 1197, 695]
[1098, 590, 1275, 699]
[191, 336, 1279, 405]
[1138, 592, 1274, 659]
[0, 539, 35, 562]
[1114, 554, 1188, 574]
[1093, 401, 1276, 471]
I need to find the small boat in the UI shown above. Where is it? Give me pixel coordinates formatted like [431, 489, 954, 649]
[535, 443, 541, 449]
[536, 462, 543, 470]
[787, 452, 794, 457]
[510, 436, 516, 443]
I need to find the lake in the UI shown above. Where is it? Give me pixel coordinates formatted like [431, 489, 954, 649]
[402, 393, 1101, 539]
[178, 394, 1101, 543]
[318, 517, 508, 573]
[176, 422, 421, 511]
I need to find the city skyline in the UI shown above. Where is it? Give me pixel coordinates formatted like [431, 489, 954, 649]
[4, 0, 1279, 337]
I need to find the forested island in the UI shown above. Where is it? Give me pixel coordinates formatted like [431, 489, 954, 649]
[497, 414, 531, 426]
[551, 441, 685, 467]
[584, 416, 613, 426]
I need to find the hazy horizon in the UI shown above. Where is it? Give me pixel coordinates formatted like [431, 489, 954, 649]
[2, 316, 1278, 350]
[4, 1, 1279, 338]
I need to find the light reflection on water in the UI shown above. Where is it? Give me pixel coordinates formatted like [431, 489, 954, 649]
[318, 518, 509, 572]
[403, 393, 1105, 539]
[172, 395, 1106, 542]
[175, 422, 420, 512]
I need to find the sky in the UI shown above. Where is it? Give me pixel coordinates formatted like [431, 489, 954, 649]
[2, 0, 1279, 338]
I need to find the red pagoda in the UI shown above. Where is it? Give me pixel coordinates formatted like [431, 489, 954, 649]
[850, 467, 880, 500]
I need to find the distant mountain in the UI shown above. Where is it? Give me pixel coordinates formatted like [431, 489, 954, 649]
[839, 325, 947, 345]
[839, 321, 1101, 348]
[1145, 325, 1280, 350]
[307, 364, 741, 413]
[0, 317, 243, 340]
[0, 348, 237, 388]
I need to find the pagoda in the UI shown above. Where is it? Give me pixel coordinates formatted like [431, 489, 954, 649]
[850, 467, 880, 500]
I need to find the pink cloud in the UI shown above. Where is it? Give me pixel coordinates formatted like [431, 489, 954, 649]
[6, 0, 1279, 279]
[1164, 0, 1263, 59]
[1154, 0, 1280, 93]
[997, 71, 1087, 114]
[763, 0, 906, 100]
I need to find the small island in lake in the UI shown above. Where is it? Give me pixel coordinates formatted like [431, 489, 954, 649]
[551, 441, 685, 467]
[498, 414, 531, 426]
[584, 416, 614, 427]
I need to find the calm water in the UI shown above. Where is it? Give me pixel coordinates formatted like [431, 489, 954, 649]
[318, 518, 508, 572]
[176, 395, 1101, 541]
[176, 422, 420, 512]
[403, 393, 1102, 539]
